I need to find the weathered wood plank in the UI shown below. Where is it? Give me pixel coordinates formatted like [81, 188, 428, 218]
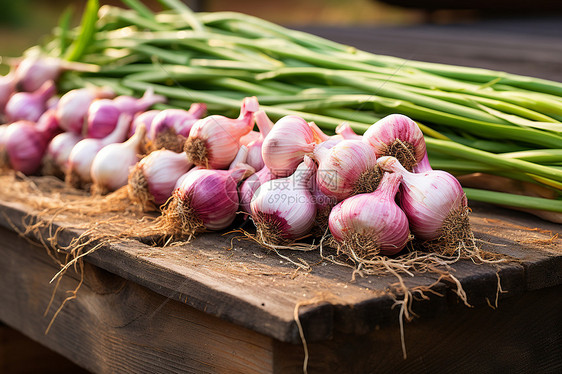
[0, 226, 275, 374]
[273, 284, 562, 374]
[468, 202, 562, 290]
[3, 216, 559, 374]
[0, 192, 559, 346]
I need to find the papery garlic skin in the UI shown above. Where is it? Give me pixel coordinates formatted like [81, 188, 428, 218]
[412, 151, 432, 173]
[4, 121, 47, 174]
[239, 166, 276, 214]
[314, 139, 381, 202]
[86, 99, 121, 138]
[239, 131, 261, 146]
[246, 139, 265, 171]
[66, 114, 130, 188]
[87, 89, 166, 139]
[309, 121, 331, 143]
[363, 114, 426, 171]
[173, 166, 203, 191]
[378, 156, 467, 242]
[129, 110, 161, 138]
[229, 145, 249, 170]
[5, 80, 56, 122]
[128, 150, 192, 208]
[336, 122, 362, 140]
[67, 141, 103, 187]
[329, 172, 410, 257]
[245, 110, 274, 171]
[148, 104, 206, 152]
[43, 132, 83, 178]
[91, 124, 146, 193]
[250, 156, 317, 243]
[179, 169, 241, 230]
[185, 97, 258, 169]
[262, 115, 316, 177]
[35, 109, 62, 140]
[3, 115, 60, 175]
[56, 87, 115, 134]
[309, 169, 337, 234]
[150, 108, 198, 137]
[165, 168, 246, 236]
[0, 70, 16, 114]
[14, 55, 61, 92]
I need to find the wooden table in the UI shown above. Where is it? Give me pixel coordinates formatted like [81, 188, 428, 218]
[1, 18, 562, 374]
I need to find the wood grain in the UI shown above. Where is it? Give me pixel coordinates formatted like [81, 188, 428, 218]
[0, 191, 559, 347]
[0, 226, 274, 374]
[273, 285, 562, 374]
[0, 219, 560, 373]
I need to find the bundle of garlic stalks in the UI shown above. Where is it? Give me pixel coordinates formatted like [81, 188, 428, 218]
[1, 0, 562, 228]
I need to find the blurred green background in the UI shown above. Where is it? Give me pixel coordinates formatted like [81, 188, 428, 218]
[0, 0, 472, 59]
[1, 0, 560, 71]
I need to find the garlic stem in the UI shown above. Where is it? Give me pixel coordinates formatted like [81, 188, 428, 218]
[254, 110, 274, 137]
[309, 121, 330, 143]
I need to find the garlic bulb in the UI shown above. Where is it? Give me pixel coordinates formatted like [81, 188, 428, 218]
[184, 96, 259, 169]
[0, 69, 15, 114]
[363, 114, 426, 171]
[239, 131, 261, 146]
[86, 99, 121, 138]
[313, 139, 382, 202]
[90, 124, 146, 194]
[5, 80, 56, 122]
[13, 55, 61, 92]
[239, 165, 276, 214]
[56, 86, 115, 134]
[245, 110, 274, 171]
[42, 131, 83, 178]
[315, 135, 345, 156]
[66, 113, 131, 188]
[329, 172, 410, 258]
[129, 110, 161, 138]
[173, 166, 203, 191]
[87, 89, 166, 139]
[148, 103, 206, 153]
[128, 149, 192, 210]
[2, 114, 60, 175]
[229, 145, 249, 170]
[378, 156, 471, 255]
[250, 156, 317, 244]
[161, 167, 247, 238]
[13, 54, 99, 92]
[47, 93, 59, 107]
[309, 172, 337, 235]
[262, 115, 316, 177]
